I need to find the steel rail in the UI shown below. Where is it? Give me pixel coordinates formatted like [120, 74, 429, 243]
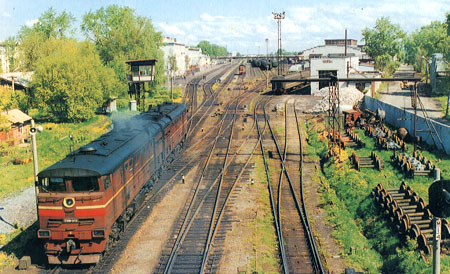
[294, 100, 324, 273]
[199, 90, 266, 273]
[255, 97, 289, 274]
[163, 86, 247, 273]
[264, 101, 324, 274]
[163, 85, 256, 273]
[163, 100, 233, 274]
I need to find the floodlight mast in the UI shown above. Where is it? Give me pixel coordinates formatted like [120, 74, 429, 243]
[272, 11, 285, 75]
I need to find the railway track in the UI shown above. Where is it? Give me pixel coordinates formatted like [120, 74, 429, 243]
[155, 81, 262, 274]
[38, 65, 239, 274]
[255, 98, 324, 274]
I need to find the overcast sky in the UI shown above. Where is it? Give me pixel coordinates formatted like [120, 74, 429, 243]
[1, 0, 449, 54]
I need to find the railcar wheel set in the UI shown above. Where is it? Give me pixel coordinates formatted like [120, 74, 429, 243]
[340, 109, 447, 256]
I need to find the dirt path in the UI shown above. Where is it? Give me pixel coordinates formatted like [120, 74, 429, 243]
[378, 65, 450, 126]
[110, 165, 200, 273]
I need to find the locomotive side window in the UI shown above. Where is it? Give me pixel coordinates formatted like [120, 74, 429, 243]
[102, 175, 111, 190]
[41, 177, 66, 192]
[72, 177, 99, 192]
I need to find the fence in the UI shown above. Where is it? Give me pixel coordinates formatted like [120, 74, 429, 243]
[363, 95, 450, 155]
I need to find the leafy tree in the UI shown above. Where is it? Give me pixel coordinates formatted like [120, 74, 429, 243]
[168, 54, 178, 73]
[81, 5, 166, 93]
[403, 21, 449, 75]
[197, 40, 228, 56]
[2, 37, 18, 72]
[362, 17, 405, 74]
[32, 39, 118, 122]
[0, 85, 27, 112]
[185, 55, 190, 72]
[15, 7, 75, 71]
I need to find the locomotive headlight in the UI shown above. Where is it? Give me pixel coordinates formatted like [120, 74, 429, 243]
[38, 229, 51, 238]
[92, 229, 105, 238]
[63, 197, 75, 208]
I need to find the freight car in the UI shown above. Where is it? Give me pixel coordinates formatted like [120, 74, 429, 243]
[260, 59, 272, 70]
[36, 102, 187, 264]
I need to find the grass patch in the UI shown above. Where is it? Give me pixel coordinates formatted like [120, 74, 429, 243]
[438, 95, 450, 120]
[248, 155, 281, 273]
[0, 115, 110, 198]
[306, 116, 450, 273]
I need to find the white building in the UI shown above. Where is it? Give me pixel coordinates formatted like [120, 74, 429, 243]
[161, 37, 210, 77]
[310, 56, 380, 95]
[306, 39, 379, 95]
[0, 42, 10, 73]
[300, 39, 368, 60]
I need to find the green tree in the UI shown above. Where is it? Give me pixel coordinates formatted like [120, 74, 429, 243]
[15, 7, 75, 71]
[362, 17, 406, 74]
[2, 37, 18, 72]
[197, 40, 228, 56]
[0, 85, 27, 112]
[184, 54, 190, 72]
[32, 39, 118, 122]
[81, 5, 166, 93]
[169, 54, 178, 73]
[403, 21, 449, 75]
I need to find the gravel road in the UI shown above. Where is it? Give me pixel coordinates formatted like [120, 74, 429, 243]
[0, 186, 36, 234]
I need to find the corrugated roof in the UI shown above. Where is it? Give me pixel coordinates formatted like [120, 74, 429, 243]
[1, 109, 32, 124]
[0, 72, 33, 88]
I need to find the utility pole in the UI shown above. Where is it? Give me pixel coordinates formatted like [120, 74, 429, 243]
[170, 70, 173, 101]
[273, 11, 285, 75]
[10, 76, 16, 93]
[266, 38, 269, 89]
[344, 28, 347, 57]
[412, 84, 417, 154]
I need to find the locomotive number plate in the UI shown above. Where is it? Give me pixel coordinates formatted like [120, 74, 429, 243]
[63, 218, 79, 223]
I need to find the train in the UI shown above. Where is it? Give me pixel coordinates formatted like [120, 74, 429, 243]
[238, 64, 246, 75]
[250, 59, 279, 69]
[36, 102, 187, 264]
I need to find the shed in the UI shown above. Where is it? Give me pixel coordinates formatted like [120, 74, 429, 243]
[0, 109, 32, 145]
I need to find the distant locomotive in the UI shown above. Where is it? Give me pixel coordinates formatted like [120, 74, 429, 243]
[238, 64, 246, 75]
[36, 102, 187, 264]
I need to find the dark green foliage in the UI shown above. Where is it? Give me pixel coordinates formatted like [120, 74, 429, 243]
[197, 40, 228, 56]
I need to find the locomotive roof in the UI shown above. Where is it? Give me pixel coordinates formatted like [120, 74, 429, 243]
[38, 102, 185, 178]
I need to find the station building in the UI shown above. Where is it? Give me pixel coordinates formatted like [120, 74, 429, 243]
[302, 39, 380, 95]
[161, 37, 211, 77]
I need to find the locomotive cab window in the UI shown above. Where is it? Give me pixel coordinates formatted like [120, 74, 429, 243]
[40, 177, 66, 192]
[102, 175, 111, 190]
[72, 177, 99, 192]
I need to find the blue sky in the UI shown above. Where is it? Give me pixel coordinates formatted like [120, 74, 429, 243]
[1, 0, 449, 53]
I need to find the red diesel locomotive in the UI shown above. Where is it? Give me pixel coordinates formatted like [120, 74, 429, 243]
[238, 64, 246, 75]
[36, 102, 187, 264]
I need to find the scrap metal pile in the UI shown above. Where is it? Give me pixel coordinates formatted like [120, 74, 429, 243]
[365, 125, 407, 151]
[392, 151, 436, 178]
